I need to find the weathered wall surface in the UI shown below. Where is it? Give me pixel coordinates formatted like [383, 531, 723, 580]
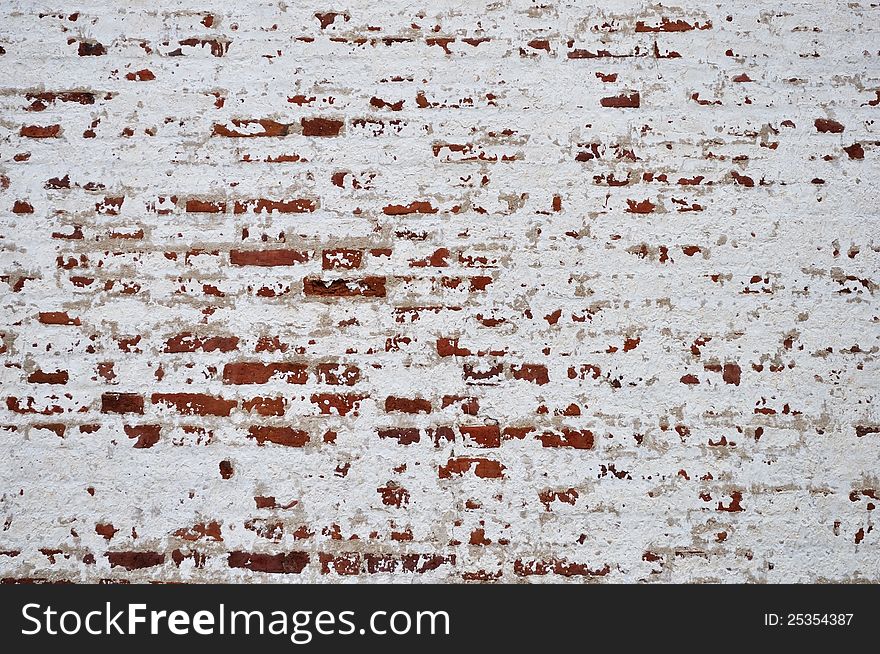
[0, 1, 877, 583]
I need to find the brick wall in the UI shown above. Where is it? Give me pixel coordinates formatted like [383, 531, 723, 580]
[0, 1, 877, 582]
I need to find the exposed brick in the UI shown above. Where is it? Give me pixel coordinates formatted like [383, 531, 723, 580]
[0, 3, 873, 585]
[106, 551, 164, 570]
[600, 92, 640, 108]
[385, 396, 432, 414]
[439, 456, 505, 479]
[213, 119, 291, 137]
[301, 117, 344, 136]
[124, 424, 161, 448]
[510, 364, 549, 385]
[310, 393, 364, 416]
[232, 199, 316, 214]
[27, 369, 68, 384]
[20, 124, 61, 138]
[303, 277, 386, 297]
[227, 551, 309, 573]
[322, 249, 363, 270]
[378, 427, 421, 445]
[538, 429, 594, 449]
[164, 333, 239, 353]
[315, 363, 360, 386]
[125, 69, 155, 81]
[151, 393, 236, 416]
[77, 41, 106, 56]
[241, 396, 285, 416]
[815, 118, 845, 133]
[185, 199, 226, 213]
[248, 426, 309, 447]
[101, 393, 144, 415]
[229, 249, 309, 266]
[460, 425, 501, 448]
[223, 362, 308, 384]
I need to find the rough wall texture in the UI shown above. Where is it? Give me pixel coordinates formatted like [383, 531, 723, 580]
[0, 1, 878, 583]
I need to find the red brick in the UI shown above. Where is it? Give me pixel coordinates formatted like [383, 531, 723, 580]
[152, 393, 236, 416]
[303, 277, 386, 297]
[227, 551, 309, 573]
[248, 426, 309, 447]
[223, 362, 308, 384]
[301, 117, 344, 136]
[230, 250, 309, 266]
[101, 393, 144, 415]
